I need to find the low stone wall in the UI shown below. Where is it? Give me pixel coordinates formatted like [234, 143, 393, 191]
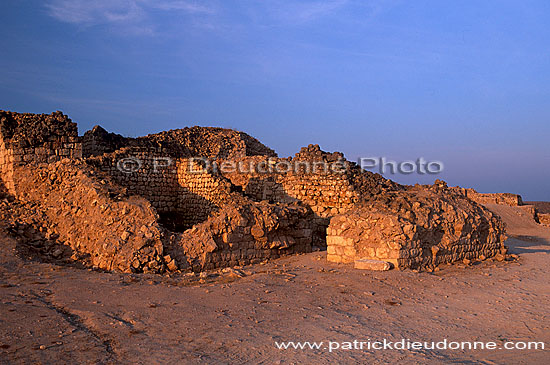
[538, 213, 550, 227]
[327, 182, 507, 270]
[166, 195, 314, 271]
[465, 189, 523, 206]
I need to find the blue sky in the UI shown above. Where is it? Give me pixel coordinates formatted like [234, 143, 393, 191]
[1, 0, 549, 200]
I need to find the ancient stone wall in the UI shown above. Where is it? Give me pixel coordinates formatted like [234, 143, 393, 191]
[166, 195, 314, 271]
[327, 182, 507, 270]
[86, 150, 233, 229]
[12, 159, 167, 273]
[465, 189, 524, 206]
[218, 145, 400, 246]
[82, 125, 130, 157]
[11, 158, 315, 273]
[0, 138, 14, 193]
[0, 111, 81, 194]
[175, 159, 232, 228]
[538, 213, 550, 227]
[220, 145, 398, 215]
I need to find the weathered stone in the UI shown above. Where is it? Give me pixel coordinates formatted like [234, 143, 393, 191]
[354, 259, 392, 271]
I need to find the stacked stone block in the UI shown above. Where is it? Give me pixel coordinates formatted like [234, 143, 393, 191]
[0, 111, 81, 194]
[327, 182, 507, 270]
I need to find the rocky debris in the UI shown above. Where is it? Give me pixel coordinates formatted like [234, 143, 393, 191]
[11, 159, 168, 273]
[0, 197, 84, 265]
[327, 180, 507, 270]
[139, 126, 277, 159]
[82, 125, 130, 157]
[0, 110, 78, 148]
[82, 124, 276, 160]
[354, 259, 392, 271]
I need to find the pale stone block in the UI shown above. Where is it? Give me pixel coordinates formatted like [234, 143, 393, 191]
[354, 259, 392, 271]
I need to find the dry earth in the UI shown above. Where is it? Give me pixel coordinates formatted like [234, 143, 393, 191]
[1, 204, 549, 364]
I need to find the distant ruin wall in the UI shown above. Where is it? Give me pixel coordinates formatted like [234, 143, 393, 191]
[327, 183, 507, 270]
[466, 189, 523, 207]
[538, 213, 550, 227]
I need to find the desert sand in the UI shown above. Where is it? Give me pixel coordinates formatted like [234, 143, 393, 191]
[1, 203, 549, 364]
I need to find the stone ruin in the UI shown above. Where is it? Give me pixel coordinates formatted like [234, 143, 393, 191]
[0, 110, 525, 274]
[465, 188, 550, 228]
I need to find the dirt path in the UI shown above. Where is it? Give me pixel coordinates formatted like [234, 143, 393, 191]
[1, 205, 549, 364]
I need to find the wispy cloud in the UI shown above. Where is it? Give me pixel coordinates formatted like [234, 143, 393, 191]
[266, 0, 349, 25]
[45, 0, 215, 33]
[44, 0, 395, 39]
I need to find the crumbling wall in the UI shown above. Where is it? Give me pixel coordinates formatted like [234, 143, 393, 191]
[327, 181, 507, 270]
[538, 214, 550, 227]
[11, 158, 315, 273]
[86, 150, 234, 229]
[86, 147, 182, 213]
[466, 189, 524, 206]
[166, 195, 314, 271]
[82, 125, 130, 157]
[219, 145, 400, 246]
[0, 111, 81, 194]
[221, 145, 398, 215]
[83, 124, 277, 229]
[0, 136, 14, 193]
[175, 158, 232, 228]
[12, 159, 167, 273]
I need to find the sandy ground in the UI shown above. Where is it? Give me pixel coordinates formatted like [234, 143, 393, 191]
[1, 204, 549, 364]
